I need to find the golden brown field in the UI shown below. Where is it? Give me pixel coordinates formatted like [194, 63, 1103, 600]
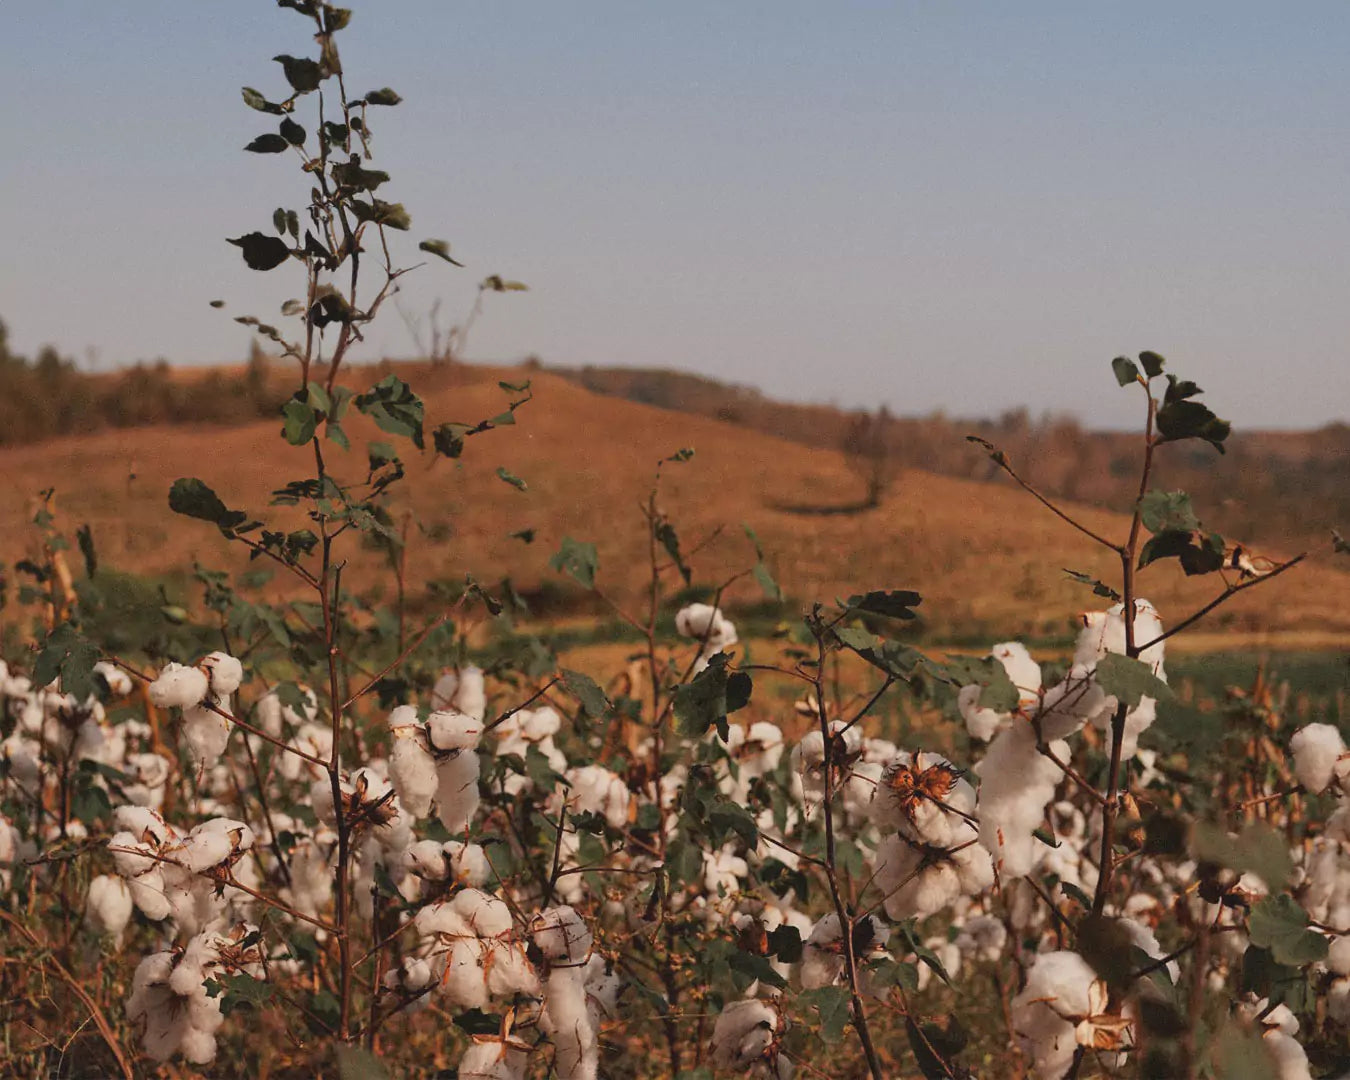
[2, 361, 1347, 641]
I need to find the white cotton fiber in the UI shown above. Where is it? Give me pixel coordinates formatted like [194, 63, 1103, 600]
[1290, 724, 1346, 795]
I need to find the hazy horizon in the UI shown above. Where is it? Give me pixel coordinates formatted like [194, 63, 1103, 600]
[4, 2, 1349, 430]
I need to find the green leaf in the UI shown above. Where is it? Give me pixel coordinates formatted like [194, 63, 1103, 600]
[907, 1015, 968, 1080]
[1210, 1022, 1279, 1080]
[1094, 652, 1173, 707]
[76, 523, 97, 577]
[331, 160, 390, 192]
[355, 375, 424, 448]
[215, 972, 274, 1015]
[727, 949, 785, 990]
[709, 800, 759, 847]
[495, 466, 527, 492]
[1139, 529, 1225, 575]
[672, 653, 752, 737]
[350, 198, 411, 231]
[549, 537, 598, 590]
[1138, 351, 1166, 377]
[279, 117, 306, 146]
[799, 986, 851, 1043]
[656, 522, 691, 585]
[1063, 569, 1120, 602]
[168, 478, 251, 532]
[282, 399, 318, 445]
[842, 589, 922, 621]
[560, 669, 610, 718]
[334, 1044, 390, 1080]
[273, 54, 325, 93]
[1192, 821, 1293, 891]
[244, 133, 289, 154]
[1111, 356, 1141, 386]
[363, 87, 403, 106]
[418, 238, 464, 266]
[241, 86, 283, 114]
[227, 232, 291, 272]
[1248, 896, 1329, 966]
[33, 623, 100, 701]
[1156, 397, 1231, 453]
[1139, 490, 1201, 534]
[932, 655, 1020, 711]
[767, 924, 803, 963]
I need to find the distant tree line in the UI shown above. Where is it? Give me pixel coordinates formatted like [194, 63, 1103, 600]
[0, 320, 288, 445]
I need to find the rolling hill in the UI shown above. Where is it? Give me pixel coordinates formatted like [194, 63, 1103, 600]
[1, 362, 1346, 644]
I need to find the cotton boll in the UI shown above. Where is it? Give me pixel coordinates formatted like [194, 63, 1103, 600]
[541, 967, 599, 1080]
[442, 937, 491, 1010]
[485, 940, 541, 998]
[385, 956, 435, 993]
[453, 888, 514, 938]
[93, 661, 134, 698]
[1290, 724, 1347, 795]
[148, 663, 209, 710]
[85, 874, 134, 939]
[458, 1040, 525, 1080]
[1011, 951, 1100, 1080]
[182, 702, 231, 768]
[405, 839, 451, 881]
[432, 666, 487, 722]
[446, 841, 491, 886]
[1263, 1031, 1313, 1080]
[710, 998, 784, 1069]
[200, 652, 244, 697]
[435, 749, 481, 834]
[531, 906, 593, 965]
[389, 736, 438, 819]
[958, 684, 1004, 742]
[955, 914, 1007, 962]
[414, 899, 474, 940]
[429, 709, 483, 752]
[975, 722, 1066, 879]
[564, 764, 632, 830]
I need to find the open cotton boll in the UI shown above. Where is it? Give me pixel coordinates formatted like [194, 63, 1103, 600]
[442, 937, 491, 1009]
[405, 839, 451, 881]
[453, 888, 514, 938]
[432, 666, 487, 722]
[435, 749, 481, 834]
[199, 652, 244, 697]
[85, 874, 134, 939]
[801, 913, 888, 989]
[93, 661, 134, 698]
[1075, 600, 1166, 677]
[384, 956, 435, 993]
[428, 709, 482, 752]
[1037, 667, 1108, 742]
[1290, 724, 1347, 795]
[710, 998, 785, 1069]
[975, 722, 1066, 879]
[445, 841, 491, 886]
[531, 906, 593, 965]
[113, 805, 174, 845]
[485, 940, 541, 998]
[458, 1040, 527, 1080]
[564, 764, 631, 830]
[414, 899, 474, 939]
[148, 663, 209, 710]
[389, 720, 438, 819]
[956, 914, 1008, 962]
[958, 684, 1005, 742]
[182, 701, 231, 768]
[541, 967, 599, 1080]
[1011, 951, 1100, 1080]
[675, 603, 737, 644]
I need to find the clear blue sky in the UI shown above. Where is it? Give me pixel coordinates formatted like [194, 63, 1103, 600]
[3, 2, 1348, 428]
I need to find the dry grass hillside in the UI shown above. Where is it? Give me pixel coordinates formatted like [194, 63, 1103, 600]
[2, 362, 1347, 642]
